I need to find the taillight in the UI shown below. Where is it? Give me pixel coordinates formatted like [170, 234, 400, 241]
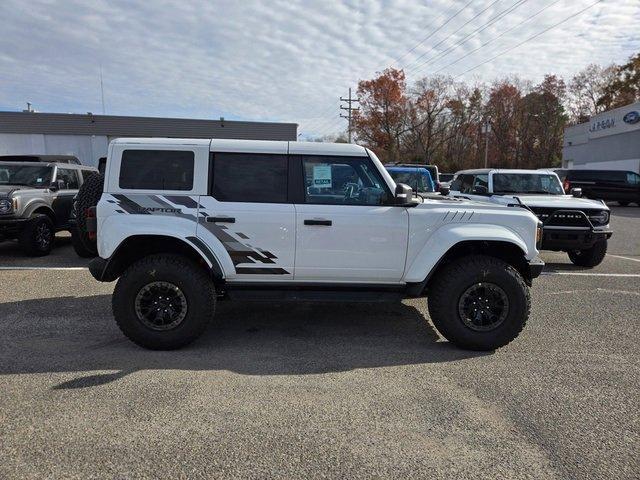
[563, 179, 571, 193]
[86, 207, 97, 240]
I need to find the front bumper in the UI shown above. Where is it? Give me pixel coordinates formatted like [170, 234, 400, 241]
[0, 216, 30, 241]
[541, 227, 613, 251]
[526, 256, 545, 280]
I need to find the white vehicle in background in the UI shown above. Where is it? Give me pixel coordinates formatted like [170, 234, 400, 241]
[87, 139, 544, 351]
[447, 169, 613, 267]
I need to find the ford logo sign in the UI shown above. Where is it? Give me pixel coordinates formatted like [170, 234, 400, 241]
[623, 111, 640, 124]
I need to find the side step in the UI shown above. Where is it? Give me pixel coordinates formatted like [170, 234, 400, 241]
[224, 285, 407, 303]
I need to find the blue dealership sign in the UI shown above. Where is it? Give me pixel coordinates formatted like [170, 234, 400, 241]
[623, 111, 640, 124]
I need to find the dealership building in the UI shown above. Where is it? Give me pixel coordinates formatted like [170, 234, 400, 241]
[562, 101, 640, 173]
[0, 111, 298, 167]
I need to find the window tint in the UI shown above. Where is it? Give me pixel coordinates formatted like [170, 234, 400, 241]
[302, 156, 389, 205]
[119, 150, 194, 190]
[56, 168, 79, 189]
[471, 174, 488, 193]
[212, 153, 287, 203]
[452, 174, 475, 193]
[627, 172, 640, 185]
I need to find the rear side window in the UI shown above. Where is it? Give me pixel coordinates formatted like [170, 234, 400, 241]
[56, 168, 79, 189]
[211, 153, 287, 203]
[119, 150, 194, 190]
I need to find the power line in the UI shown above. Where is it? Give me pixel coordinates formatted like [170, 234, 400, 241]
[431, 0, 562, 76]
[453, 0, 604, 78]
[385, 0, 475, 69]
[399, 0, 502, 72]
[406, 0, 529, 76]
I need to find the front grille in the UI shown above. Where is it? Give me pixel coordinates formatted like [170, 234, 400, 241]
[529, 207, 603, 227]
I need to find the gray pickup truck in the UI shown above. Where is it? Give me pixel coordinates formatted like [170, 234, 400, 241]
[0, 156, 97, 255]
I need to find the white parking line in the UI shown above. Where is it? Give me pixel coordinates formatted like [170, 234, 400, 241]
[542, 272, 640, 278]
[607, 254, 640, 263]
[0, 266, 88, 271]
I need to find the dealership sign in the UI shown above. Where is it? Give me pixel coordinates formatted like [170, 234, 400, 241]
[623, 111, 640, 124]
[588, 103, 640, 139]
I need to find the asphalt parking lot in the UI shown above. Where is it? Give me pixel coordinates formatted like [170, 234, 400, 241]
[1, 206, 638, 479]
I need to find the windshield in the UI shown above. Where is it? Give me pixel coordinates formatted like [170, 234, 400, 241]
[0, 165, 53, 188]
[492, 173, 564, 195]
[388, 171, 434, 193]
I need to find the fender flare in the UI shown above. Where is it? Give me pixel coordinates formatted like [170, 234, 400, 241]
[404, 223, 530, 283]
[90, 234, 225, 282]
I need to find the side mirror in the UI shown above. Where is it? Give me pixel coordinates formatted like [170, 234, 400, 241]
[439, 185, 450, 196]
[395, 183, 419, 206]
[571, 187, 582, 198]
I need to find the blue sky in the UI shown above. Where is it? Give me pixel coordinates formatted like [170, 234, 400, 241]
[1, 0, 638, 137]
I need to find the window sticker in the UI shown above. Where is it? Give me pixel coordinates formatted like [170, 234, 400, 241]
[312, 165, 332, 188]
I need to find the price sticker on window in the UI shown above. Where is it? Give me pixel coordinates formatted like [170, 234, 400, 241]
[312, 165, 332, 188]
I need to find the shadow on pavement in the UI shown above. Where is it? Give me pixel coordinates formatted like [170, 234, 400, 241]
[0, 294, 487, 389]
[0, 234, 90, 268]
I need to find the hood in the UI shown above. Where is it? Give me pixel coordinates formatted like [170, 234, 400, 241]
[490, 194, 608, 210]
[0, 185, 23, 196]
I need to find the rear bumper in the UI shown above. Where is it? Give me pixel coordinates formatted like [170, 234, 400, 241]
[541, 227, 612, 251]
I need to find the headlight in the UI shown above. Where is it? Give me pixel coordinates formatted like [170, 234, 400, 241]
[0, 198, 12, 214]
[589, 211, 609, 226]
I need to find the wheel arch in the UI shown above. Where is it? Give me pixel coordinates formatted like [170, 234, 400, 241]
[28, 204, 56, 224]
[408, 239, 533, 296]
[96, 234, 224, 283]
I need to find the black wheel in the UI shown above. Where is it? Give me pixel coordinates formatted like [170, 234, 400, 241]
[427, 255, 530, 351]
[73, 172, 104, 257]
[567, 239, 607, 268]
[19, 214, 54, 256]
[70, 225, 96, 258]
[112, 254, 216, 350]
[618, 201, 629, 206]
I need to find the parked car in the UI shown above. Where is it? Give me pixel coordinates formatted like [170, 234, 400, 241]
[0, 158, 97, 255]
[386, 163, 440, 190]
[448, 169, 613, 267]
[87, 138, 543, 352]
[553, 169, 640, 206]
[386, 166, 435, 194]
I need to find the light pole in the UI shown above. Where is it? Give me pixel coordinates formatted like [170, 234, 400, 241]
[481, 119, 491, 168]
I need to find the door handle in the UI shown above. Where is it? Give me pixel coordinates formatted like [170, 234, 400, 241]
[206, 216, 235, 223]
[304, 219, 332, 226]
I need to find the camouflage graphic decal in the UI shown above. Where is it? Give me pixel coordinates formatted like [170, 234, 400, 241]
[108, 194, 290, 275]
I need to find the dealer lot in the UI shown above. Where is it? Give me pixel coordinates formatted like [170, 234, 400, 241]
[0, 207, 638, 479]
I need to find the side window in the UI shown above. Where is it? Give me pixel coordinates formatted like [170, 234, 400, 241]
[211, 153, 287, 203]
[56, 168, 79, 189]
[450, 175, 463, 192]
[471, 174, 488, 193]
[119, 150, 194, 190]
[454, 174, 474, 194]
[301, 156, 389, 206]
[627, 172, 640, 185]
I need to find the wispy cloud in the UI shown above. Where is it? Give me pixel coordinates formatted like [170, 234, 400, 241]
[0, 0, 637, 137]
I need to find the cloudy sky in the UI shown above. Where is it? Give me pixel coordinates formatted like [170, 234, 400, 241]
[1, 0, 638, 137]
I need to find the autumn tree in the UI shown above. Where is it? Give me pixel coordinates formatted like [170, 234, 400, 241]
[353, 68, 412, 162]
[567, 63, 617, 123]
[598, 52, 640, 109]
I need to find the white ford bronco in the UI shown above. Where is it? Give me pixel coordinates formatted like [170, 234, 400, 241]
[447, 169, 613, 267]
[89, 138, 544, 351]
[0, 156, 98, 255]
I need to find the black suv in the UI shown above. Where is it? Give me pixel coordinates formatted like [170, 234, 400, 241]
[554, 169, 640, 206]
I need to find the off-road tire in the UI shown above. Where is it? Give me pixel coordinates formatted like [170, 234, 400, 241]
[70, 225, 96, 258]
[73, 172, 104, 257]
[427, 255, 530, 351]
[19, 214, 54, 256]
[112, 254, 216, 350]
[567, 239, 607, 268]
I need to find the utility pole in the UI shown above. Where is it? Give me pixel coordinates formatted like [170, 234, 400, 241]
[481, 119, 491, 168]
[340, 88, 359, 143]
[99, 64, 106, 115]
